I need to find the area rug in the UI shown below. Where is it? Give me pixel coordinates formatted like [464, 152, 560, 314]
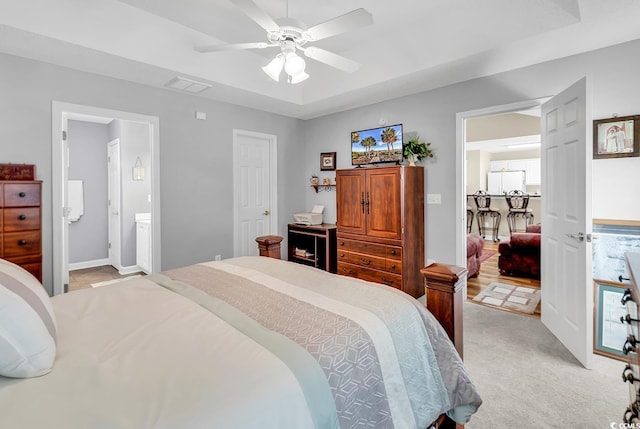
[91, 275, 142, 288]
[477, 249, 497, 264]
[472, 282, 540, 314]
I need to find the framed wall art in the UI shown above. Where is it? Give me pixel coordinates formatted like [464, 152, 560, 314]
[593, 279, 628, 361]
[593, 115, 640, 159]
[320, 152, 336, 171]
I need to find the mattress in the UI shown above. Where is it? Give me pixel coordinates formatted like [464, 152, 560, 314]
[0, 256, 481, 428]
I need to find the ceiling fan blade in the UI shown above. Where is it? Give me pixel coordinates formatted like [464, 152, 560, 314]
[230, 0, 280, 33]
[305, 8, 373, 41]
[195, 42, 272, 53]
[302, 46, 361, 73]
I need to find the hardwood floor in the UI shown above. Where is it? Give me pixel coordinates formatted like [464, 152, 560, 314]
[68, 266, 143, 292]
[467, 242, 541, 318]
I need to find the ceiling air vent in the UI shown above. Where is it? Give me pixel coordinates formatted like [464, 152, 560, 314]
[165, 76, 211, 94]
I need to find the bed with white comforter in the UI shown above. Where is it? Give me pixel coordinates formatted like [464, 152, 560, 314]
[0, 256, 481, 428]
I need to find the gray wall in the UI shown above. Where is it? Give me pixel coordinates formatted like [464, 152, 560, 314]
[67, 120, 109, 263]
[3, 38, 640, 294]
[0, 52, 303, 294]
[303, 39, 640, 264]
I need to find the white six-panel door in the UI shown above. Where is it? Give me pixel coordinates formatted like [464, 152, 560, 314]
[233, 130, 278, 257]
[541, 77, 593, 368]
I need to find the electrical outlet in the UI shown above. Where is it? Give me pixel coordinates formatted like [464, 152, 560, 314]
[214, 254, 221, 261]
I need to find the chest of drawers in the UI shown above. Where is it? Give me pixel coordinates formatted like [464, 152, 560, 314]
[337, 236, 403, 290]
[0, 181, 42, 281]
[622, 253, 640, 423]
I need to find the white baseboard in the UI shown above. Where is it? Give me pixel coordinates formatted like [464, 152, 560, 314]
[69, 260, 141, 275]
[118, 265, 142, 275]
[69, 258, 110, 271]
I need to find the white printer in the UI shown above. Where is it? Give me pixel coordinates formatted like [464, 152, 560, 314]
[293, 205, 324, 225]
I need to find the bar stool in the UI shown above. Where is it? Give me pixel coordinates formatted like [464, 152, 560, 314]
[466, 206, 474, 234]
[505, 190, 534, 234]
[473, 190, 501, 242]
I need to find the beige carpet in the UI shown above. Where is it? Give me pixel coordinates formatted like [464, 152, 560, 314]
[473, 282, 540, 314]
[91, 275, 142, 288]
[462, 302, 625, 428]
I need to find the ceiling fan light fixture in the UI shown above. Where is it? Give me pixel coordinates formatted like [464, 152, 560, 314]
[289, 71, 309, 84]
[284, 52, 306, 76]
[262, 54, 285, 81]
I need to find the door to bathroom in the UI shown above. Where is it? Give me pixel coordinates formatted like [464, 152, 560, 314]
[107, 139, 121, 270]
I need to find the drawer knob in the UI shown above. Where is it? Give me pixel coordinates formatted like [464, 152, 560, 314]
[390, 264, 396, 269]
[623, 334, 638, 355]
[390, 249, 396, 255]
[624, 406, 640, 423]
[381, 277, 394, 285]
[19, 214, 27, 220]
[360, 258, 371, 265]
[19, 239, 28, 246]
[622, 364, 638, 383]
[340, 241, 345, 246]
[18, 192, 26, 198]
[621, 314, 640, 324]
[622, 288, 634, 305]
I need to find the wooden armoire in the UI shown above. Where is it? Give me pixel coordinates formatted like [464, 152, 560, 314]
[335, 165, 424, 298]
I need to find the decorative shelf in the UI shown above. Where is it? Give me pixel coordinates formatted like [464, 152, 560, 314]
[311, 184, 336, 193]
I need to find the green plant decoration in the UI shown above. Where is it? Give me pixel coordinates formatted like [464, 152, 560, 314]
[403, 137, 433, 163]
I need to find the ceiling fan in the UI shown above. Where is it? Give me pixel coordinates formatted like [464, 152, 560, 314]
[194, 0, 373, 84]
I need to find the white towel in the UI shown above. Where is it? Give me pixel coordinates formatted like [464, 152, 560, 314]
[67, 180, 84, 222]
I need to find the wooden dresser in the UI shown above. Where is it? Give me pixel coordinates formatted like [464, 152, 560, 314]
[335, 166, 424, 298]
[622, 252, 640, 423]
[0, 180, 42, 282]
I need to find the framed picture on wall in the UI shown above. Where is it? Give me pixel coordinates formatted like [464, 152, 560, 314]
[320, 152, 336, 171]
[593, 115, 640, 159]
[593, 279, 628, 361]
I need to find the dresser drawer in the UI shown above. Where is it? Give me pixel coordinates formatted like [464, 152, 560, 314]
[3, 254, 42, 282]
[385, 245, 402, 260]
[347, 251, 386, 271]
[3, 207, 40, 231]
[337, 262, 402, 290]
[338, 238, 387, 257]
[385, 258, 403, 274]
[4, 183, 41, 207]
[3, 231, 41, 256]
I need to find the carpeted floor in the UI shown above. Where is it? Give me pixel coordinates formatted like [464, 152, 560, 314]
[462, 302, 626, 428]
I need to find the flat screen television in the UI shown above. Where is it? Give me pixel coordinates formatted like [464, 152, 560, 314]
[351, 124, 403, 166]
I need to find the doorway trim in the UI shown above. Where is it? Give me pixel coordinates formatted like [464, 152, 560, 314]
[51, 101, 161, 296]
[107, 139, 122, 271]
[455, 98, 550, 269]
[232, 129, 278, 257]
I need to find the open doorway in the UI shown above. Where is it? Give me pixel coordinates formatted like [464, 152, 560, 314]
[51, 102, 161, 296]
[456, 99, 548, 317]
[464, 109, 542, 317]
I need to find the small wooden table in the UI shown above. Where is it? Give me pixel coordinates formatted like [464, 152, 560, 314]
[255, 235, 283, 259]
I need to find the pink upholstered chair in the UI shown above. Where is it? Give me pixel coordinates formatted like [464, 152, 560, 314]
[467, 233, 485, 278]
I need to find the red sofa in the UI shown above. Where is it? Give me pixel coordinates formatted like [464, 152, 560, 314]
[467, 233, 485, 278]
[498, 224, 541, 278]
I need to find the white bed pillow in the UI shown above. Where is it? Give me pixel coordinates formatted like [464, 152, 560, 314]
[0, 259, 57, 378]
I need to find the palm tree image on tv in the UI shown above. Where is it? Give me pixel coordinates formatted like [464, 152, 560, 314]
[381, 126, 398, 156]
[351, 125, 403, 164]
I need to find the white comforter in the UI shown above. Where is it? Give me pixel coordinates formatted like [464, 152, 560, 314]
[0, 257, 481, 428]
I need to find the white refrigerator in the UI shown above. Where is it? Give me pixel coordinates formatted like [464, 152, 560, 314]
[487, 170, 526, 194]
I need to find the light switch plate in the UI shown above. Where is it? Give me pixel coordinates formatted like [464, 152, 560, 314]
[426, 194, 442, 204]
